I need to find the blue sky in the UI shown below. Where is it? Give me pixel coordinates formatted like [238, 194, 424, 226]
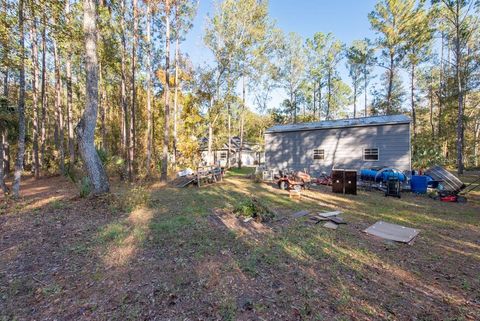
[181, 0, 381, 112]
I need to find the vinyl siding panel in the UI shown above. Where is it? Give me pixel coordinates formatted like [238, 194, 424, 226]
[265, 123, 411, 175]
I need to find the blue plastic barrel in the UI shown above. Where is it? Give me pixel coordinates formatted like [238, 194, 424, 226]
[411, 175, 428, 194]
[360, 169, 377, 181]
[380, 170, 406, 182]
[361, 168, 406, 182]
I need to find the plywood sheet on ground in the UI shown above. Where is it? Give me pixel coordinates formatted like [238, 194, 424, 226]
[364, 221, 419, 243]
[319, 211, 342, 218]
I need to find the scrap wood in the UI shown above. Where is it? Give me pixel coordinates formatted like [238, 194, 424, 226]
[309, 216, 329, 222]
[169, 175, 195, 188]
[292, 210, 310, 218]
[364, 221, 419, 244]
[319, 211, 342, 218]
[323, 222, 338, 230]
[329, 216, 346, 224]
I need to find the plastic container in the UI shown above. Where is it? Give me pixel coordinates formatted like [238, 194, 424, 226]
[411, 175, 428, 194]
[360, 169, 378, 181]
[360, 168, 406, 182]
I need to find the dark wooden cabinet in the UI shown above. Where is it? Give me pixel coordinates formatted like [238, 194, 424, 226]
[332, 170, 344, 194]
[344, 170, 357, 195]
[332, 169, 357, 195]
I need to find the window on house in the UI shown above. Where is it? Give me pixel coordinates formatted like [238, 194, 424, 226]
[220, 152, 227, 160]
[364, 148, 379, 161]
[313, 149, 325, 160]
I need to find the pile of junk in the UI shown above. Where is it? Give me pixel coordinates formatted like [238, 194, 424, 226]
[360, 165, 479, 202]
[261, 165, 478, 203]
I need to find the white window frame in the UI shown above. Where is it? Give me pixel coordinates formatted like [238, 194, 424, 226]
[363, 148, 379, 161]
[313, 149, 325, 160]
[219, 151, 228, 160]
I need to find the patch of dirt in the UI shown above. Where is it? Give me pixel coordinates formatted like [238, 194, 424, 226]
[209, 208, 273, 239]
[1, 174, 479, 320]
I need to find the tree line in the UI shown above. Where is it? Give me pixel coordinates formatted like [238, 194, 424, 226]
[0, 0, 479, 197]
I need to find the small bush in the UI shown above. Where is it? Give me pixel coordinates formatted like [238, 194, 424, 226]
[96, 147, 108, 165]
[233, 197, 274, 222]
[118, 186, 150, 212]
[65, 161, 82, 183]
[78, 176, 91, 198]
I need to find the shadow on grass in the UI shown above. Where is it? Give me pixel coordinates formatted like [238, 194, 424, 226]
[1, 174, 479, 320]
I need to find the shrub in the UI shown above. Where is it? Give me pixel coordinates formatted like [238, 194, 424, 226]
[118, 186, 150, 212]
[79, 176, 91, 198]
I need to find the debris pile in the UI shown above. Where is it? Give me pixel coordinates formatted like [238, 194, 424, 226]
[291, 210, 347, 229]
[233, 197, 275, 222]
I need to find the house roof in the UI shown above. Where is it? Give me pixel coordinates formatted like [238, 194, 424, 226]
[265, 114, 411, 134]
[199, 136, 257, 152]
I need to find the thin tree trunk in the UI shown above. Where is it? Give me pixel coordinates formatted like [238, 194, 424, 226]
[98, 0, 106, 152]
[76, 0, 109, 195]
[99, 61, 106, 149]
[327, 69, 331, 120]
[173, 30, 179, 169]
[207, 97, 216, 165]
[146, 0, 152, 175]
[66, 0, 75, 164]
[208, 124, 213, 165]
[0, 131, 7, 193]
[227, 103, 231, 168]
[120, 0, 128, 177]
[429, 73, 435, 140]
[411, 64, 417, 158]
[364, 63, 368, 117]
[4, 65, 10, 176]
[66, 56, 75, 163]
[12, 0, 26, 198]
[353, 82, 357, 118]
[438, 31, 444, 139]
[290, 88, 294, 122]
[386, 53, 394, 114]
[53, 38, 65, 175]
[129, 0, 137, 180]
[3, 131, 8, 176]
[313, 81, 316, 120]
[238, 76, 245, 169]
[161, 0, 171, 181]
[29, 9, 40, 179]
[318, 81, 322, 120]
[40, 12, 47, 168]
[455, 8, 464, 175]
[474, 120, 479, 167]
[1, 68, 7, 192]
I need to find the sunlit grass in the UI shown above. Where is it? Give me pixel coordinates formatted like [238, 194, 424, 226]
[88, 171, 480, 319]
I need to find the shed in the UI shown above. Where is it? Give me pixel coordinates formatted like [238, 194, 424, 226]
[264, 115, 411, 176]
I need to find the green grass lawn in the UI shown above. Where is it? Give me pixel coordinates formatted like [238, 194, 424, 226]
[1, 173, 479, 320]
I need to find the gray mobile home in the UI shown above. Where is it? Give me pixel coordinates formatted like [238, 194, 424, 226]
[264, 115, 411, 176]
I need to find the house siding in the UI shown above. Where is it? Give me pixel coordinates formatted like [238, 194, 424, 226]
[265, 123, 411, 175]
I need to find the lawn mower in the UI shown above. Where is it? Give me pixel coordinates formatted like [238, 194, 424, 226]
[425, 165, 480, 203]
[276, 170, 312, 191]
